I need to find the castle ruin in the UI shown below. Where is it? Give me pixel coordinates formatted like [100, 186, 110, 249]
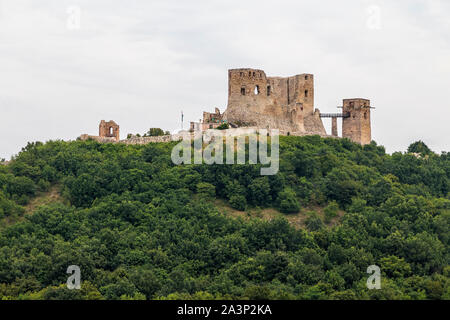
[80, 120, 120, 143]
[190, 108, 226, 131]
[191, 68, 373, 145]
[342, 99, 372, 145]
[99, 120, 120, 141]
[80, 68, 373, 146]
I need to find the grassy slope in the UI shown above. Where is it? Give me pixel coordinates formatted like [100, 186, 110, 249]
[214, 199, 344, 229]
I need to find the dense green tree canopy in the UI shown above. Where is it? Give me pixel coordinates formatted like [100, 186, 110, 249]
[145, 128, 170, 137]
[408, 141, 432, 155]
[0, 136, 448, 300]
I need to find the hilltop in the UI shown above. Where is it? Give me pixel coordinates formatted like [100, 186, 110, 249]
[0, 136, 448, 300]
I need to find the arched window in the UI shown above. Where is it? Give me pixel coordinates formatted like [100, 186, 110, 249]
[254, 85, 260, 95]
[241, 87, 246, 95]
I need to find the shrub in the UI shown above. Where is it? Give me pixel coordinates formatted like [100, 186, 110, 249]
[408, 141, 432, 155]
[229, 194, 247, 211]
[217, 123, 229, 130]
[324, 201, 339, 223]
[196, 182, 216, 198]
[277, 188, 300, 214]
[305, 214, 324, 231]
[145, 128, 170, 137]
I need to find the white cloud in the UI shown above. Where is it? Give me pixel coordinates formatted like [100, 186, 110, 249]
[0, 0, 449, 159]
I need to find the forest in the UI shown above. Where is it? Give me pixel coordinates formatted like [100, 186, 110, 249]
[0, 136, 448, 300]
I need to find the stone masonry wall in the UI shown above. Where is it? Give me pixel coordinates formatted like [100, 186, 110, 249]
[80, 128, 334, 147]
[342, 99, 372, 145]
[79, 134, 117, 143]
[119, 134, 182, 145]
[99, 120, 120, 141]
[223, 68, 325, 134]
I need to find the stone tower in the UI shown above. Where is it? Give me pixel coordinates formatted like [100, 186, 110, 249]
[223, 68, 326, 134]
[342, 99, 371, 145]
[99, 120, 120, 141]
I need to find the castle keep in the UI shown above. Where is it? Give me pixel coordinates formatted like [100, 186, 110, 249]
[223, 68, 324, 134]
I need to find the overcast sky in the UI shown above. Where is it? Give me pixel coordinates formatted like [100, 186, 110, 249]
[0, 0, 449, 159]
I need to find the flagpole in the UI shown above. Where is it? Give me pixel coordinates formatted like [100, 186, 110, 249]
[181, 110, 184, 130]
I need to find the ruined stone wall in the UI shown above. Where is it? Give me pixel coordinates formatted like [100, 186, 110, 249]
[201, 127, 333, 143]
[79, 134, 117, 143]
[119, 134, 183, 145]
[223, 68, 323, 134]
[303, 109, 326, 135]
[99, 120, 120, 141]
[331, 117, 338, 137]
[79, 127, 335, 147]
[342, 99, 372, 145]
[203, 108, 223, 123]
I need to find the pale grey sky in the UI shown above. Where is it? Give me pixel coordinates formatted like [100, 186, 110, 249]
[0, 0, 449, 159]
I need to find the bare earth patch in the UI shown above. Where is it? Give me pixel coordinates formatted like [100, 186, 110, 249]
[214, 199, 344, 230]
[1, 186, 63, 228]
[24, 185, 64, 215]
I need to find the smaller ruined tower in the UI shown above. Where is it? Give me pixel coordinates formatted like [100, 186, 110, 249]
[99, 120, 120, 141]
[342, 99, 372, 145]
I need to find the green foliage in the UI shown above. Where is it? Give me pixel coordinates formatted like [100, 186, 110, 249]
[229, 194, 247, 211]
[196, 182, 216, 199]
[0, 135, 448, 300]
[145, 128, 170, 137]
[276, 188, 301, 214]
[244, 285, 271, 300]
[0, 190, 25, 218]
[408, 141, 432, 155]
[248, 177, 271, 206]
[305, 213, 324, 231]
[324, 201, 339, 223]
[379, 256, 412, 278]
[216, 123, 230, 130]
